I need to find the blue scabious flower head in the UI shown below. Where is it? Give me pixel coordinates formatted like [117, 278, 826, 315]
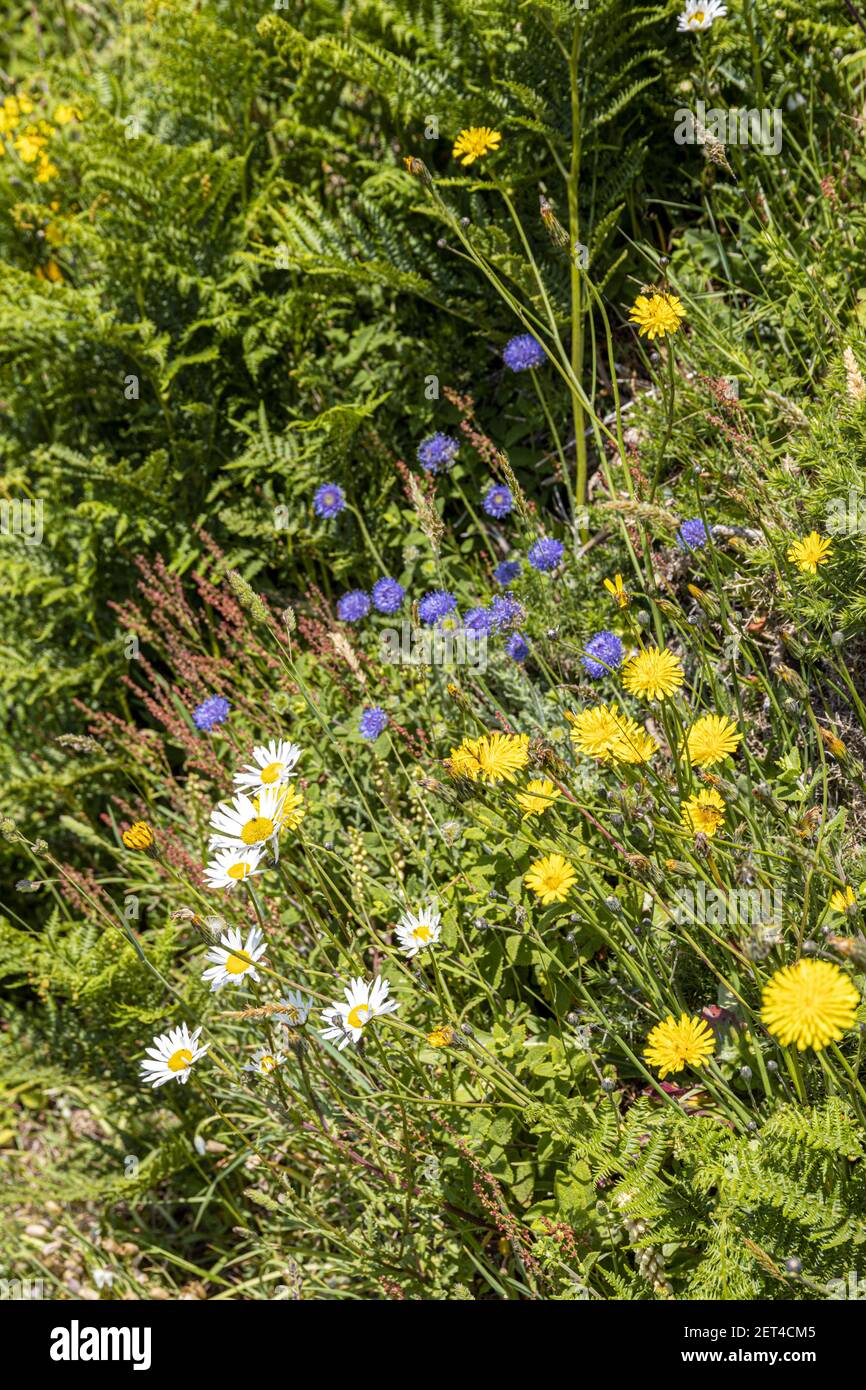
[372, 577, 405, 614]
[494, 559, 521, 586]
[528, 537, 564, 573]
[676, 517, 710, 551]
[359, 706, 389, 741]
[418, 589, 457, 625]
[503, 334, 546, 372]
[464, 605, 494, 635]
[417, 432, 459, 474]
[490, 593, 524, 632]
[337, 589, 371, 623]
[192, 695, 231, 731]
[581, 630, 624, 679]
[482, 484, 514, 519]
[506, 632, 530, 663]
[313, 482, 346, 519]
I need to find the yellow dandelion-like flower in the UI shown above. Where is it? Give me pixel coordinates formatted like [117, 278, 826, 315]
[610, 712, 658, 765]
[568, 703, 625, 762]
[643, 1013, 715, 1078]
[787, 531, 832, 574]
[452, 126, 502, 165]
[426, 1026, 454, 1048]
[14, 128, 47, 163]
[524, 853, 577, 905]
[829, 885, 857, 914]
[603, 573, 629, 608]
[515, 778, 561, 818]
[686, 713, 742, 767]
[271, 784, 306, 833]
[122, 820, 154, 852]
[761, 959, 859, 1052]
[53, 103, 80, 126]
[628, 292, 687, 341]
[681, 787, 726, 838]
[446, 736, 482, 780]
[621, 647, 685, 702]
[473, 731, 529, 784]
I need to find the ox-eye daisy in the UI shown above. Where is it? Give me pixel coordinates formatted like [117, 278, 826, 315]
[395, 904, 442, 957]
[243, 1046, 286, 1075]
[233, 738, 302, 793]
[202, 925, 266, 993]
[321, 976, 399, 1050]
[275, 990, 312, 1027]
[203, 844, 265, 891]
[208, 783, 290, 859]
[140, 1023, 208, 1088]
[677, 1, 726, 32]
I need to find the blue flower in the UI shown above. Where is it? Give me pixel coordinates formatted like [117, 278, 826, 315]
[192, 695, 231, 731]
[337, 589, 371, 623]
[372, 577, 405, 614]
[359, 706, 389, 741]
[464, 605, 495, 634]
[490, 593, 524, 632]
[494, 559, 521, 586]
[527, 537, 564, 573]
[417, 432, 460, 474]
[506, 632, 530, 663]
[418, 589, 457, 625]
[676, 518, 710, 551]
[503, 334, 546, 372]
[581, 630, 624, 679]
[313, 483, 346, 519]
[482, 484, 514, 519]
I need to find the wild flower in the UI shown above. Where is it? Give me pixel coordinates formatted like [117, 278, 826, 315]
[494, 559, 521, 585]
[527, 537, 564, 572]
[515, 779, 561, 818]
[603, 573, 629, 607]
[506, 632, 530, 663]
[395, 904, 442, 956]
[490, 593, 524, 631]
[418, 589, 457, 625]
[122, 820, 154, 852]
[677, 0, 726, 32]
[209, 784, 292, 855]
[372, 577, 405, 613]
[686, 713, 742, 767]
[337, 589, 371, 622]
[581, 630, 624, 678]
[192, 695, 231, 731]
[446, 731, 529, 783]
[313, 483, 346, 519]
[629, 293, 686, 340]
[681, 788, 726, 838]
[321, 976, 399, 1049]
[676, 518, 709, 551]
[417, 432, 459, 473]
[482, 484, 514, 518]
[568, 704, 656, 764]
[787, 532, 832, 574]
[202, 925, 267, 992]
[203, 845, 265, 890]
[233, 739, 301, 793]
[621, 647, 685, 701]
[829, 886, 857, 913]
[139, 1024, 208, 1088]
[275, 991, 312, 1027]
[761, 959, 859, 1051]
[243, 1047, 286, 1075]
[427, 1027, 454, 1047]
[502, 334, 546, 372]
[359, 706, 389, 740]
[524, 853, 576, 904]
[643, 1015, 715, 1077]
[452, 126, 501, 165]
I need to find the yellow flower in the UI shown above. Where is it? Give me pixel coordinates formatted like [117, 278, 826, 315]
[787, 531, 832, 574]
[681, 787, 726, 838]
[515, 778, 561, 818]
[426, 1026, 454, 1048]
[271, 784, 306, 833]
[447, 736, 482, 780]
[474, 731, 530, 783]
[686, 713, 742, 767]
[643, 1013, 715, 1077]
[628, 292, 687, 341]
[452, 126, 502, 165]
[829, 885, 857, 914]
[568, 703, 625, 762]
[122, 820, 154, 851]
[603, 573, 629, 608]
[36, 155, 58, 182]
[621, 647, 684, 701]
[53, 104, 80, 126]
[524, 853, 576, 904]
[761, 959, 859, 1051]
[35, 259, 63, 283]
[14, 127, 47, 163]
[610, 712, 658, 764]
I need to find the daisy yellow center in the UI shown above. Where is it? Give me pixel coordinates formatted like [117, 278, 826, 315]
[413, 924, 432, 942]
[227, 862, 250, 880]
[259, 760, 283, 784]
[168, 1047, 193, 1072]
[225, 953, 250, 975]
[260, 1054, 277, 1072]
[689, 12, 704, 23]
[347, 1003, 370, 1029]
[241, 815, 274, 845]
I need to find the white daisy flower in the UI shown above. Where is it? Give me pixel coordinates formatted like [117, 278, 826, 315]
[275, 989, 312, 1027]
[320, 975, 399, 1050]
[139, 1023, 209, 1088]
[677, 0, 726, 31]
[233, 739, 302, 794]
[202, 844, 265, 891]
[243, 1046, 286, 1076]
[395, 903, 442, 958]
[201, 925, 266, 993]
[208, 783, 287, 857]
